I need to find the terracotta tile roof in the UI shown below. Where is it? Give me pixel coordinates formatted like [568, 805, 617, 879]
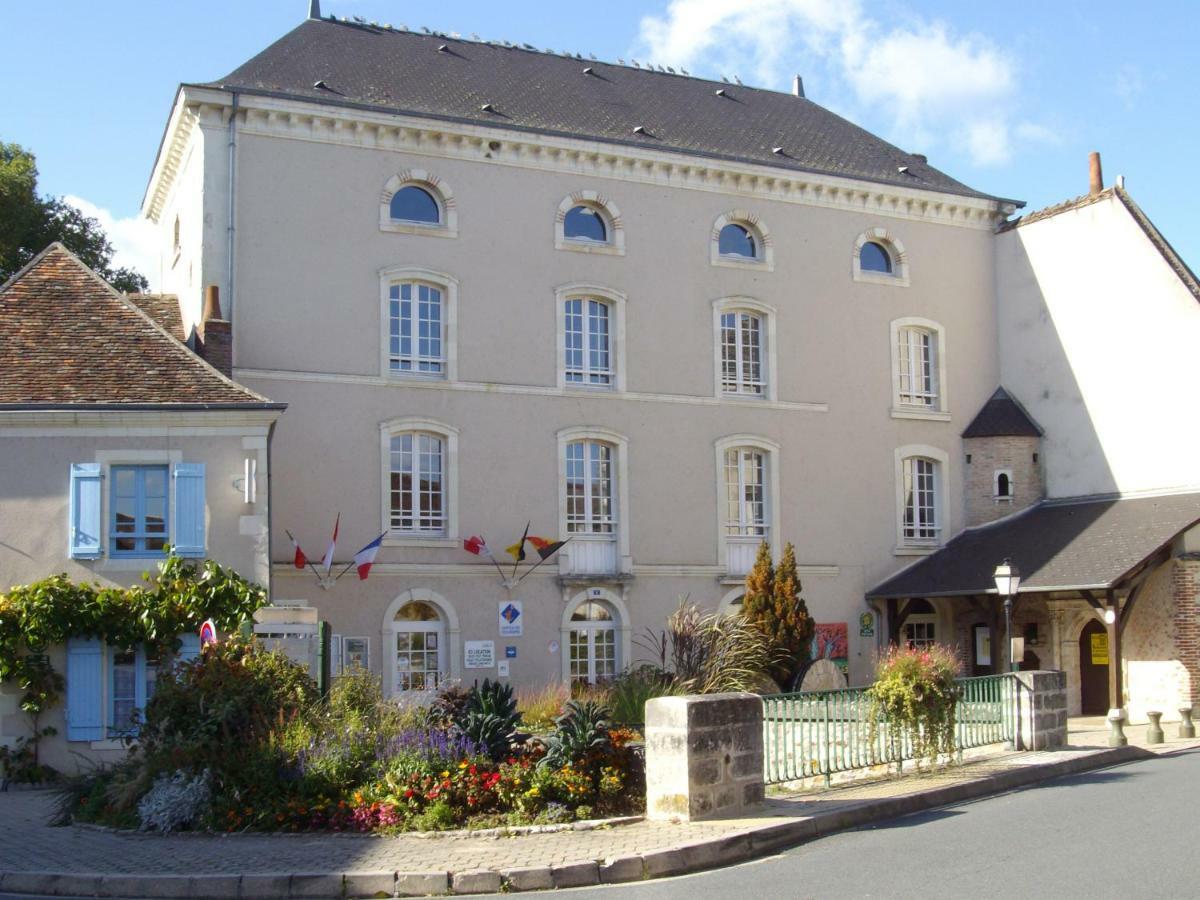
[867, 492, 1200, 598]
[206, 18, 1019, 206]
[127, 293, 187, 343]
[962, 387, 1043, 438]
[0, 244, 280, 409]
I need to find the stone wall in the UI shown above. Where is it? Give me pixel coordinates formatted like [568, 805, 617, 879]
[1014, 669, 1067, 750]
[1172, 558, 1200, 714]
[1123, 562, 1187, 722]
[644, 693, 764, 822]
[963, 434, 1042, 527]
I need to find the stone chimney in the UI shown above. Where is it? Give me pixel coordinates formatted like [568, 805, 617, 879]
[197, 285, 233, 378]
[1088, 151, 1104, 196]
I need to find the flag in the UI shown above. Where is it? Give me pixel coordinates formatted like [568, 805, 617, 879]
[321, 513, 340, 573]
[464, 535, 493, 558]
[286, 530, 307, 569]
[506, 521, 531, 562]
[527, 536, 566, 560]
[353, 532, 386, 580]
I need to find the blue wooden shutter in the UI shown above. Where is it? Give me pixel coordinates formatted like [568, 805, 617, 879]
[173, 463, 206, 558]
[177, 633, 201, 664]
[68, 463, 103, 559]
[66, 637, 105, 741]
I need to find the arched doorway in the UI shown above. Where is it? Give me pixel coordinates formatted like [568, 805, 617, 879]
[1079, 619, 1109, 715]
[566, 599, 618, 687]
[392, 600, 445, 693]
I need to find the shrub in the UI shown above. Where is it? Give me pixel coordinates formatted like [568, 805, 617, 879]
[540, 699, 611, 771]
[137, 769, 211, 833]
[868, 643, 962, 765]
[604, 666, 679, 726]
[741, 541, 815, 688]
[516, 683, 569, 733]
[460, 679, 522, 761]
[640, 598, 774, 694]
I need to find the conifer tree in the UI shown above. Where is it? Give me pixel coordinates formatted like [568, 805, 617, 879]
[741, 541, 814, 688]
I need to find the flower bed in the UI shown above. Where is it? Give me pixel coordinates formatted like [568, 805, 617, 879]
[62, 641, 643, 833]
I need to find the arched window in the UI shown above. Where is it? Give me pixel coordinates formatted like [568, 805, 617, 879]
[380, 266, 459, 382]
[380, 417, 459, 542]
[900, 456, 941, 546]
[994, 469, 1014, 501]
[719, 223, 757, 259]
[392, 600, 445, 692]
[890, 318, 947, 416]
[390, 185, 440, 224]
[860, 241, 893, 274]
[564, 205, 607, 242]
[380, 170, 457, 236]
[902, 599, 937, 649]
[566, 440, 615, 535]
[557, 427, 630, 576]
[712, 297, 776, 401]
[715, 434, 780, 576]
[567, 599, 618, 686]
[711, 211, 773, 270]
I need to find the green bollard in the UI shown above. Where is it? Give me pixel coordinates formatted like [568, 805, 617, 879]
[1146, 711, 1164, 744]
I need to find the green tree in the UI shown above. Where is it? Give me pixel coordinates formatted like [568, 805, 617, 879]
[740, 541, 814, 689]
[0, 141, 148, 293]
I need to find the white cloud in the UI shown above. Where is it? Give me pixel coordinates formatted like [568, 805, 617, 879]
[1115, 63, 1143, 109]
[63, 195, 160, 291]
[636, 0, 1032, 168]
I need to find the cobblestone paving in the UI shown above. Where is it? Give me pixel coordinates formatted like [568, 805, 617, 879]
[2, 734, 1193, 877]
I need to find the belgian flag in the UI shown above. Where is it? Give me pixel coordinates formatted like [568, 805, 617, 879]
[528, 536, 567, 560]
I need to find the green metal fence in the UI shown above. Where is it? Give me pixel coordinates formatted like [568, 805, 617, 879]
[762, 673, 1017, 785]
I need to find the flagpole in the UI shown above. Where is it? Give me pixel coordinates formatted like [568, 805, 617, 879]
[515, 538, 572, 586]
[478, 534, 509, 583]
[287, 530, 334, 590]
[510, 521, 530, 582]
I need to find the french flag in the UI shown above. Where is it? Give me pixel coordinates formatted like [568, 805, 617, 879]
[353, 532, 387, 580]
[321, 514, 340, 573]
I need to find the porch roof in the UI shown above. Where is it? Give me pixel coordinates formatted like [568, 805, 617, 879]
[867, 492, 1200, 599]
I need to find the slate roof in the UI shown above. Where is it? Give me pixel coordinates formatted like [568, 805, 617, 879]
[127, 293, 186, 343]
[207, 17, 1014, 205]
[962, 387, 1043, 438]
[867, 492, 1200, 599]
[0, 244, 281, 409]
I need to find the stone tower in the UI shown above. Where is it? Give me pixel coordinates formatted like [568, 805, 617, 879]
[962, 387, 1044, 527]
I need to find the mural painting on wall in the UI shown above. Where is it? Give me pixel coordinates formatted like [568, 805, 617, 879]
[812, 622, 849, 675]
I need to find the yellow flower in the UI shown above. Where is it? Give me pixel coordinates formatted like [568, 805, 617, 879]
[459, 761, 469, 769]
[441, 770, 450, 778]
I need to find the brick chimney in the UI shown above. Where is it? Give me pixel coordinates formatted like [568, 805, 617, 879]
[197, 285, 233, 378]
[1088, 151, 1104, 196]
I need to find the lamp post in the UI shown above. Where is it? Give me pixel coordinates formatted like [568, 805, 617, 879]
[993, 559, 1021, 673]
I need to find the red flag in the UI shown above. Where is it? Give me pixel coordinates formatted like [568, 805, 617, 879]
[464, 535, 493, 558]
[285, 530, 307, 569]
[321, 514, 340, 574]
[528, 536, 566, 560]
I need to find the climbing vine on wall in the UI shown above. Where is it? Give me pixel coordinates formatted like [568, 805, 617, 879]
[0, 553, 268, 780]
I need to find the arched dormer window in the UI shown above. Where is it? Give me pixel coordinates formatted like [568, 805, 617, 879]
[380, 170, 458, 237]
[711, 211, 773, 271]
[853, 228, 909, 285]
[555, 191, 624, 255]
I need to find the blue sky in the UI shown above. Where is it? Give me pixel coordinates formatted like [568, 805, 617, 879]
[4, 0, 1197, 286]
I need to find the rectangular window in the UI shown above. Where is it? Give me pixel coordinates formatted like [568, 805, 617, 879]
[724, 448, 767, 536]
[389, 432, 446, 534]
[902, 457, 940, 544]
[110, 465, 168, 557]
[904, 621, 936, 649]
[564, 298, 613, 386]
[720, 311, 764, 395]
[343, 637, 369, 672]
[389, 282, 444, 375]
[565, 441, 615, 534]
[109, 645, 160, 737]
[897, 327, 937, 407]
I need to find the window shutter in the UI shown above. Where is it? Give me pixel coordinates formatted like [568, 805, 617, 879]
[66, 637, 105, 741]
[177, 633, 202, 664]
[68, 463, 103, 559]
[173, 463, 206, 558]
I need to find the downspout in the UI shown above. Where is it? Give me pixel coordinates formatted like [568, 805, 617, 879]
[226, 91, 239, 356]
[266, 418, 277, 603]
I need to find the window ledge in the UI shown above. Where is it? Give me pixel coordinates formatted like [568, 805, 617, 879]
[383, 535, 459, 548]
[712, 256, 773, 273]
[380, 221, 458, 238]
[894, 545, 939, 557]
[89, 739, 129, 751]
[564, 382, 618, 393]
[720, 391, 770, 402]
[96, 557, 168, 572]
[556, 239, 624, 257]
[891, 407, 951, 422]
[854, 271, 910, 288]
[387, 371, 449, 383]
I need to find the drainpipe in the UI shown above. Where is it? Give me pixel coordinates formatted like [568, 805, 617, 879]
[266, 418, 276, 603]
[226, 92, 239, 359]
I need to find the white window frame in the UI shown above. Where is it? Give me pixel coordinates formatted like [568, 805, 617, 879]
[341, 636, 370, 672]
[379, 169, 458, 238]
[379, 417, 459, 547]
[710, 210, 774, 271]
[903, 616, 938, 649]
[381, 588, 461, 697]
[557, 427, 632, 575]
[379, 265, 458, 382]
[555, 283, 627, 392]
[560, 587, 632, 685]
[712, 297, 777, 401]
[853, 227, 910, 287]
[894, 444, 949, 554]
[890, 317, 949, 421]
[714, 435, 781, 574]
[555, 191, 625, 256]
[994, 468, 1015, 502]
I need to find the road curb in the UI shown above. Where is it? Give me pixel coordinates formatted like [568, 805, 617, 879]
[0, 746, 1154, 897]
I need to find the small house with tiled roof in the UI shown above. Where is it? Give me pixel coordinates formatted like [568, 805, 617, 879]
[0, 244, 284, 770]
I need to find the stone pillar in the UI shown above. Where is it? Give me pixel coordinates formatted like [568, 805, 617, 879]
[1013, 670, 1067, 750]
[644, 693, 764, 821]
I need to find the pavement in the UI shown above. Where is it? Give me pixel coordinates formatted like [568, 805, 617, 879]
[1, 718, 1195, 898]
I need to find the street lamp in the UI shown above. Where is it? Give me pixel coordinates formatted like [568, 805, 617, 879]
[993, 558, 1021, 673]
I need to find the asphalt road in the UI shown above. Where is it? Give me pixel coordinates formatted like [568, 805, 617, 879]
[489, 748, 1200, 900]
